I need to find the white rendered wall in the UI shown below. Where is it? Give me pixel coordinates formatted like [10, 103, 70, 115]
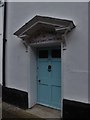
[0, 6, 3, 85]
[27, 47, 37, 108]
[6, 2, 88, 107]
[88, 2, 90, 103]
[5, 3, 28, 91]
[61, 3, 88, 103]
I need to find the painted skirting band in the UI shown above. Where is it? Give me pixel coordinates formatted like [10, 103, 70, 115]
[62, 99, 89, 119]
[2, 86, 28, 109]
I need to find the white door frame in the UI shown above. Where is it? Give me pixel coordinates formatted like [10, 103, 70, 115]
[27, 42, 64, 115]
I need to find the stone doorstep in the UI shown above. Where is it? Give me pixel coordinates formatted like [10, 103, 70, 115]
[26, 104, 61, 119]
[2, 102, 45, 119]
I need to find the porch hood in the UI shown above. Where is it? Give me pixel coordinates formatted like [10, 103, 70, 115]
[14, 15, 75, 47]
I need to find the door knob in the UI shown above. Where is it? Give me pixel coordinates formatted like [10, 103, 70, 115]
[48, 65, 51, 72]
[38, 80, 41, 82]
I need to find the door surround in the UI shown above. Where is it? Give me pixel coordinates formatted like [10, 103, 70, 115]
[27, 43, 63, 112]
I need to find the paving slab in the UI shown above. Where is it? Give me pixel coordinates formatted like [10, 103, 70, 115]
[2, 102, 61, 119]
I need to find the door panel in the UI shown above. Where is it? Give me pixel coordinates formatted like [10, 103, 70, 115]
[51, 86, 61, 108]
[37, 84, 51, 105]
[51, 60, 61, 86]
[38, 60, 49, 85]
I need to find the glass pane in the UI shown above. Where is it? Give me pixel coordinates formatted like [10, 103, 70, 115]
[52, 49, 61, 58]
[39, 50, 48, 58]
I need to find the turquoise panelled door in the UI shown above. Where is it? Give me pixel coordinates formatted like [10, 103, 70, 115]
[37, 48, 61, 109]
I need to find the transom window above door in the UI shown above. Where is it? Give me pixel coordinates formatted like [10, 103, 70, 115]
[38, 48, 61, 59]
[39, 50, 48, 58]
[51, 49, 61, 58]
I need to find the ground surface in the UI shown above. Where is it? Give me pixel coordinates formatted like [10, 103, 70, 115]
[26, 104, 61, 118]
[2, 102, 41, 119]
[1, 102, 60, 120]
